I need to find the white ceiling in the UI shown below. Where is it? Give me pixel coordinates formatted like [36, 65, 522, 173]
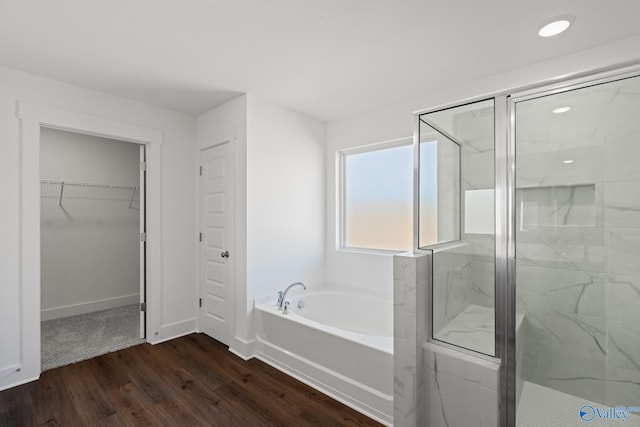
[2, 0, 640, 122]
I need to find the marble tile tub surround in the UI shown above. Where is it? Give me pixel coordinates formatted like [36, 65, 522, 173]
[423, 342, 500, 427]
[393, 252, 429, 427]
[515, 110, 640, 406]
[394, 251, 504, 427]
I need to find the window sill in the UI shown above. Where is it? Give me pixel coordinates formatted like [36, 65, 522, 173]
[338, 246, 411, 256]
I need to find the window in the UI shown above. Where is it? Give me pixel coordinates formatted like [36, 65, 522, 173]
[340, 139, 413, 252]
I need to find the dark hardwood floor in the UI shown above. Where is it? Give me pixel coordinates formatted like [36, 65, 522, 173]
[0, 333, 383, 426]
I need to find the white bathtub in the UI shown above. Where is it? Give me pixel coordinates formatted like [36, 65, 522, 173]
[254, 289, 394, 426]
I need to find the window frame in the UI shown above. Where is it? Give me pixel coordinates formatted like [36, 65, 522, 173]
[337, 137, 414, 254]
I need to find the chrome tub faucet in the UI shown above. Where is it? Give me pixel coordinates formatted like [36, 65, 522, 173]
[277, 282, 306, 311]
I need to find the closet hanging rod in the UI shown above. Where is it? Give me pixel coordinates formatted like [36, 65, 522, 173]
[40, 180, 136, 191]
[41, 180, 139, 210]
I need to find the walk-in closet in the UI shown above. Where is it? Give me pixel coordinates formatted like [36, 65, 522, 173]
[39, 128, 145, 371]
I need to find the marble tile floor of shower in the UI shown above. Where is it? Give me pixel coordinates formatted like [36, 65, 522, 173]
[517, 381, 640, 426]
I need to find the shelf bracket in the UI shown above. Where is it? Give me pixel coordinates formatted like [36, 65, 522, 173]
[58, 181, 65, 208]
[128, 187, 137, 210]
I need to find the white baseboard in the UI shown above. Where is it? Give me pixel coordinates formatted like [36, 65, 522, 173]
[229, 337, 256, 360]
[41, 294, 140, 321]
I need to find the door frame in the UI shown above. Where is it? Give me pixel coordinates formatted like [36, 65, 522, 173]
[197, 140, 236, 345]
[15, 102, 162, 384]
[139, 144, 147, 339]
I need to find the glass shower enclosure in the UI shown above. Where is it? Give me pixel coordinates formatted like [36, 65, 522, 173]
[417, 98, 498, 357]
[513, 73, 640, 425]
[416, 69, 640, 426]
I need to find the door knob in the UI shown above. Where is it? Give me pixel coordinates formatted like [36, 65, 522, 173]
[221, 251, 230, 258]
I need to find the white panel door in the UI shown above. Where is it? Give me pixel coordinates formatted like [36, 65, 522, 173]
[139, 144, 146, 339]
[200, 143, 235, 346]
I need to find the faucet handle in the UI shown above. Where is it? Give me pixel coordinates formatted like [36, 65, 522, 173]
[283, 301, 290, 315]
[276, 291, 283, 308]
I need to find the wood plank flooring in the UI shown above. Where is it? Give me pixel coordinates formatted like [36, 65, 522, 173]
[0, 333, 383, 426]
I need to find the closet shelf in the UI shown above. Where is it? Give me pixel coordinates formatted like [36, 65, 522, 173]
[40, 180, 139, 210]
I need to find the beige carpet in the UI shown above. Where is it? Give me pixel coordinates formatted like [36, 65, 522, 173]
[41, 304, 145, 371]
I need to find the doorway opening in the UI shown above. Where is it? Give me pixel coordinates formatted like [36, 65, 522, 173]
[39, 127, 146, 371]
[15, 101, 161, 385]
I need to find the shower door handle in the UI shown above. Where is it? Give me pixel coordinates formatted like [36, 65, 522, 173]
[221, 251, 230, 258]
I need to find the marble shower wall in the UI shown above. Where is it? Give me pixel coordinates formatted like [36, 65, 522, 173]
[457, 103, 496, 318]
[431, 238, 494, 336]
[461, 235, 495, 309]
[435, 132, 460, 244]
[431, 245, 472, 334]
[516, 126, 640, 407]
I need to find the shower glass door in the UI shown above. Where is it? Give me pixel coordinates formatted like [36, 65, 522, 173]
[514, 73, 640, 425]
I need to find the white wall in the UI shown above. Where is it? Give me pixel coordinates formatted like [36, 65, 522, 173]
[325, 34, 640, 296]
[40, 128, 140, 320]
[246, 94, 326, 330]
[0, 66, 196, 390]
[325, 116, 406, 296]
[196, 94, 325, 351]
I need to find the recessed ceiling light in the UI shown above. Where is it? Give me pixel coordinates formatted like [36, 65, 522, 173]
[553, 107, 571, 114]
[563, 160, 574, 164]
[538, 18, 572, 37]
